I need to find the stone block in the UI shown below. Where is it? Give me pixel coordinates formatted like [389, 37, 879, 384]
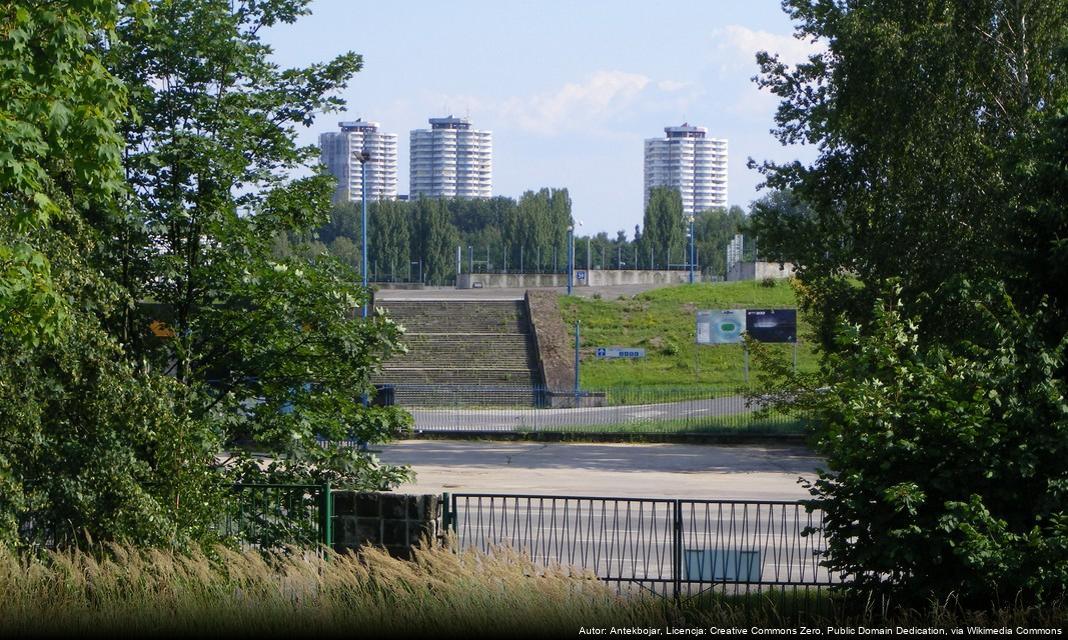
[354, 493, 380, 518]
[333, 492, 356, 516]
[382, 494, 409, 519]
[354, 520, 381, 545]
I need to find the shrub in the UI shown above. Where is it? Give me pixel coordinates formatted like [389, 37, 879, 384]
[760, 284, 1068, 607]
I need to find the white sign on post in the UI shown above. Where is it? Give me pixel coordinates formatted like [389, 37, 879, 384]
[595, 347, 645, 359]
[696, 309, 746, 344]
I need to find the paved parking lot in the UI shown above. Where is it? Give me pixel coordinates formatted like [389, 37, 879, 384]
[377, 440, 824, 501]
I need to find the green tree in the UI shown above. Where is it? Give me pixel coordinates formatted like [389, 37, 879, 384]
[411, 197, 458, 284]
[514, 190, 553, 272]
[0, 0, 222, 548]
[319, 202, 358, 247]
[548, 188, 572, 271]
[693, 204, 748, 277]
[751, 0, 1068, 606]
[0, 0, 129, 345]
[641, 187, 684, 269]
[108, 0, 411, 489]
[368, 199, 410, 281]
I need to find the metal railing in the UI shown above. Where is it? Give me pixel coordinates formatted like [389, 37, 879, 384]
[383, 384, 807, 435]
[222, 483, 333, 550]
[443, 493, 838, 601]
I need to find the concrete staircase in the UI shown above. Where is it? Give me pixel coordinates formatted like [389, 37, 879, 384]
[373, 300, 542, 407]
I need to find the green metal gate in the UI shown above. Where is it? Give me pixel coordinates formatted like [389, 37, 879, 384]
[225, 483, 333, 549]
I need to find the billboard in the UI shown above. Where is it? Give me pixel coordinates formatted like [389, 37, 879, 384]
[696, 309, 746, 344]
[745, 309, 797, 343]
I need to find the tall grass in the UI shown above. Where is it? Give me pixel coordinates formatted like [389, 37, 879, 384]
[0, 541, 671, 637]
[0, 541, 1062, 636]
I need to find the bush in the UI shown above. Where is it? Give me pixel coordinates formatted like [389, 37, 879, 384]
[761, 277, 777, 288]
[660, 340, 679, 356]
[767, 284, 1068, 607]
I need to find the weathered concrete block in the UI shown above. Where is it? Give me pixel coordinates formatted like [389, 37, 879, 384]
[332, 492, 441, 557]
[353, 520, 381, 545]
[333, 492, 356, 516]
[354, 494, 380, 518]
[383, 494, 408, 519]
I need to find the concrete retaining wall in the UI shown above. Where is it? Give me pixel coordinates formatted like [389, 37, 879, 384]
[524, 290, 570, 390]
[333, 492, 440, 558]
[726, 261, 796, 281]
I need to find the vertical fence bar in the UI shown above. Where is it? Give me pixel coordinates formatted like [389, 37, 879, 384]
[320, 482, 333, 549]
[673, 499, 682, 603]
[441, 492, 452, 534]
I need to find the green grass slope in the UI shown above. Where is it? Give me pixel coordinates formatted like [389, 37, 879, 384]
[558, 280, 818, 390]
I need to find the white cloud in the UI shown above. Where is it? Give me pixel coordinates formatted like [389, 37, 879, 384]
[713, 25, 826, 120]
[500, 70, 651, 133]
[714, 25, 825, 70]
[657, 79, 692, 92]
[432, 71, 701, 138]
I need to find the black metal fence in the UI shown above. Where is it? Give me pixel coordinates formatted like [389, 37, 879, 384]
[443, 493, 837, 603]
[385, 385, 807, 435]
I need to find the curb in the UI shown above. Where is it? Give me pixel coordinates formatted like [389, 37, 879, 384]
[406, 430, 811, 445]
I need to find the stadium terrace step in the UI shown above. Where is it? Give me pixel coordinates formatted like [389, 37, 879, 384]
[373, 300, 542, 407]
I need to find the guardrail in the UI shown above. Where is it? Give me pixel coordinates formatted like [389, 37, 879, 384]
[380, 384, 807, 435]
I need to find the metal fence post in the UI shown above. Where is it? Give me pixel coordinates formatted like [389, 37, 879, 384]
[441, 492, 452, 533]
[320, 482, 333, 550]
[673, 499, 683, 603]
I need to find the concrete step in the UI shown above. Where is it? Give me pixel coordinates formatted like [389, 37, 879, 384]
[386, 385, 538, 408]
[376, 371, 539, 385]
[381, 301, 529, 333]
[375, 299, 542, 405]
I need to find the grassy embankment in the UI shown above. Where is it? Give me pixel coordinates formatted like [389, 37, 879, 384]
[558, 280, 817, 391]
[548, 281, 815, 434]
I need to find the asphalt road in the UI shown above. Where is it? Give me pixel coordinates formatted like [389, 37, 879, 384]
[378, 440, 834, 586]
[408, 395, 759, 431]
[378, 440, 823, 501]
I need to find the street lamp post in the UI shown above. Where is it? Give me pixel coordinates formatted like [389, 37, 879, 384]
[567, 224, 574, 295]
[688, 213, 695, 284]
[356, 151, 371, 318]
[567, 220, 582, 295]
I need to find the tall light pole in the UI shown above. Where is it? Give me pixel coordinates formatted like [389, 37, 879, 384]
[357, 151, 371, 318]
[567, 223, 574, 295]
[688, 213, 696, 284]
[567, 220, 581, 295]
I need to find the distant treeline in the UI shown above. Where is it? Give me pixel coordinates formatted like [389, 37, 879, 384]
[275, 187, 783, 285]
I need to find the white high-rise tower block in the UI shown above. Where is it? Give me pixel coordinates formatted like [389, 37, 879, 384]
[410, 116, 492, 199]
[644, 123, 728, 216]
[319, 120, 398, 203]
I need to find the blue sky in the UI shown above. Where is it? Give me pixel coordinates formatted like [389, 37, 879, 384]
[264, 1, 821, 235]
